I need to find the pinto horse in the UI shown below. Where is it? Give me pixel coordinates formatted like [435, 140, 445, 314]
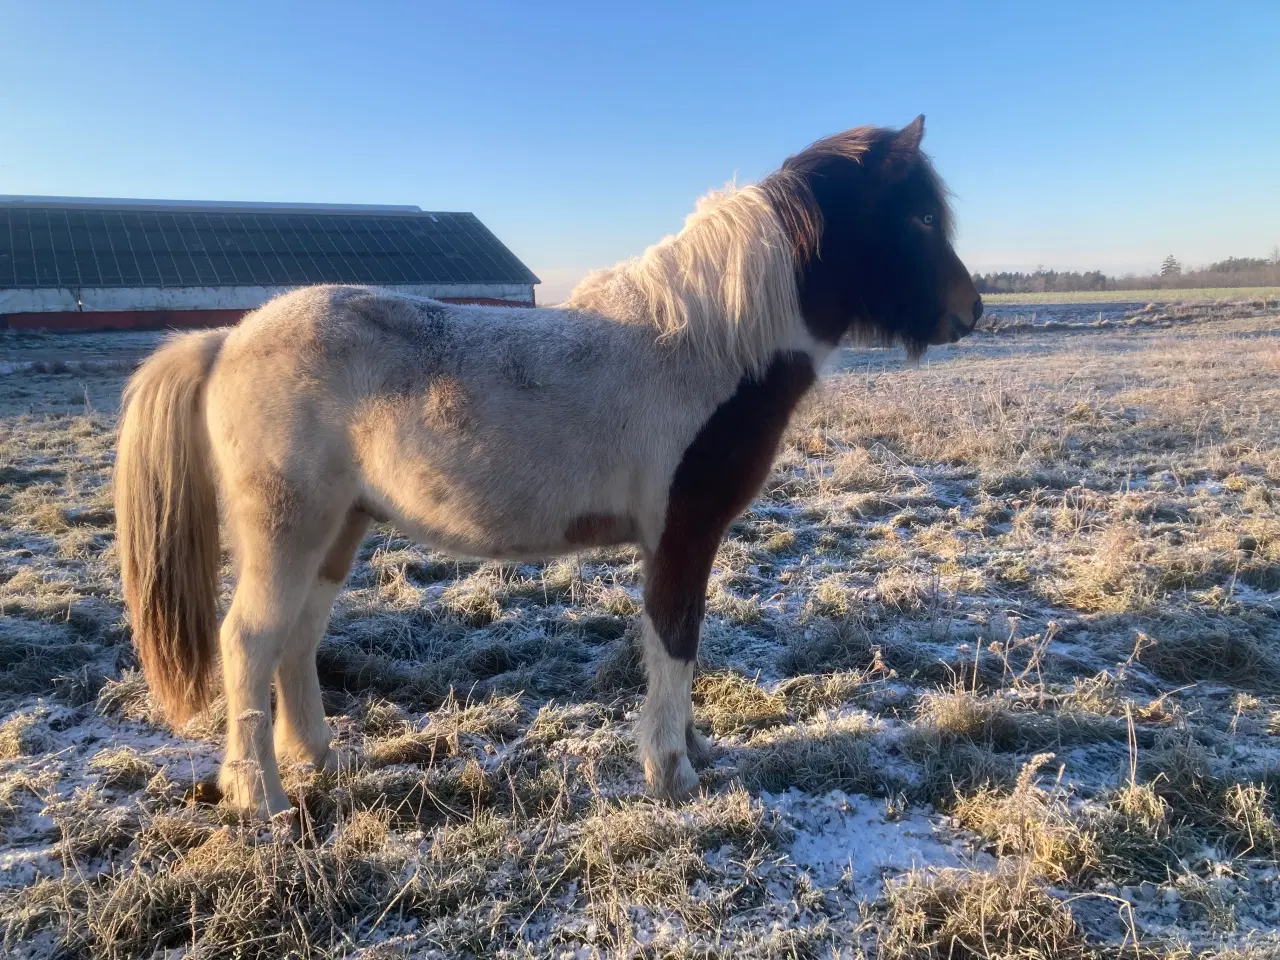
[115, 116, 981, 816]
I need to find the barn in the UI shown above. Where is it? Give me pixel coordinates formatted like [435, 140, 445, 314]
[0, 195, 540, 331]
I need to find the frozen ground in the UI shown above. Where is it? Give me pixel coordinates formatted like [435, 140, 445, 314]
[0, 305, 1278, 958]
[977, 294, 1280, 331]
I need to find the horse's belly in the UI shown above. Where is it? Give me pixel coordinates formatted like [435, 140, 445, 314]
[373, 497, 635, 562]
[358, 447, 649, 561]
[351, 376, 671, 559]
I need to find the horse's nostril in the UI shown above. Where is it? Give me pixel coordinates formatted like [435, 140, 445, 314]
[973, 297, 984, 322]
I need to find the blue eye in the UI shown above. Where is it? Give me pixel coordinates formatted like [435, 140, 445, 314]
[922, 214, 934, 225]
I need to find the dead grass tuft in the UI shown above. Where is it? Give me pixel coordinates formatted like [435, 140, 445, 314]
[570, 786, 777, 921]
[1221, 782, 1280, 856]
[96, 669, 161, 724]
[880, 862, 1094, 960]
[364, 729, 456, 768]
[693, 671, 788, 737]
[953, 754, 1097, 883]
[738, 714, 889, 794]
[593, 632, 646, 695]
[778, 616, 876, 675]
[364, 693, 522, 769]
[1137, 618, 1280, 692]
[0, 709, 50, 760]
[1056, 523, 1158, 613]
[912, 689, 1022, 750]
[88, 746, 157, 791]
[437, 576, 503, 627]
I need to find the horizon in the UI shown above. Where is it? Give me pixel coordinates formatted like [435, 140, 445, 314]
[2, 2, 1277, 304]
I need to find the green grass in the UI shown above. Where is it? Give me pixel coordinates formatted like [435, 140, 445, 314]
[983, 286, 1280, 305]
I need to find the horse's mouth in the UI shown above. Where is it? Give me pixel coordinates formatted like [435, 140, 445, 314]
[928, 312, 976, 345]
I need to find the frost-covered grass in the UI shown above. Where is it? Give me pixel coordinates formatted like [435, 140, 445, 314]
[983, 287, 1280, 305]
[1, 313, 1279, 958]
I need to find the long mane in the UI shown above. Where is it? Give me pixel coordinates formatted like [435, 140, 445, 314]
[564, 183, 806, 376]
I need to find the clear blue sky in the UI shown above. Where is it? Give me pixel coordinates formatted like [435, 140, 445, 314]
[2, 1, 1277, 300]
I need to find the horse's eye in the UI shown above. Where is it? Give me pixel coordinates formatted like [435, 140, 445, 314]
[922, 214, 935, 225]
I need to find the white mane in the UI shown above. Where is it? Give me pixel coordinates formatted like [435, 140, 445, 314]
[564, 183, 806, 375]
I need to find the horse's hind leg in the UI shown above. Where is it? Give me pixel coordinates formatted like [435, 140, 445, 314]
[273, 509, 370, 771]
[217, 491, 346, 817]
[217, 555, 310, 816]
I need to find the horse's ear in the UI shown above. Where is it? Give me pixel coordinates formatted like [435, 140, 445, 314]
[893, 115, 925, 154]
[883, 115, 925, 181]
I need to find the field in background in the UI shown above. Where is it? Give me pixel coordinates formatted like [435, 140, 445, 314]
[1, 308, 1279, 958]
[983, 287, 1280, 305]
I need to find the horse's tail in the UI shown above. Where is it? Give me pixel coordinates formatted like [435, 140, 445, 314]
[115, 328, 229, 727]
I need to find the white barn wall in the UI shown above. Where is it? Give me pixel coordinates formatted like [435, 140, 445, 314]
[0, 283, 536, 314]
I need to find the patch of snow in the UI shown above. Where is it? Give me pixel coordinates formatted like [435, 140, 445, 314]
[0, 700, 223, 888]
[762, 788, 992, 897]
[1188, 480, 1225, 495]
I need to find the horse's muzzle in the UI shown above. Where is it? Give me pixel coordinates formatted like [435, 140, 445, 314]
[930, 312, 976, 344]
[929, 297, 983, 345]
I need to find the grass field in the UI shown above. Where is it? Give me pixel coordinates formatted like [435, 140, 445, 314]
[982, 287, 1280, 305]
[1, 311, 1279, 958]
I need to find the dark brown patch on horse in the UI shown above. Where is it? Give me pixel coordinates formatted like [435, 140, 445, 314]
[424, 376, 470, 428]
[319, 509, 371, 583]
[760, 117, 978, 354]
[647, 351, 816, 661]
[565, 512, 637, 547]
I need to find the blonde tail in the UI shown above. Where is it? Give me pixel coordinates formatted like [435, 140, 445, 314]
[114, 328, 228, 727]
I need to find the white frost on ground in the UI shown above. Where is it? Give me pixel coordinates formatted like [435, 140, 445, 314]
[763, 788, 992, 895]
[0, 703, 222, 889]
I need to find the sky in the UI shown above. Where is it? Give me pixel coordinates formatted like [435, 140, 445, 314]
[2, 1, 1277, 303]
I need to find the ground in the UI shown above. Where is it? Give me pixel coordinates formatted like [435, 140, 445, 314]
[0, 300, 1278, 958]
[982, 287, 1280, 305]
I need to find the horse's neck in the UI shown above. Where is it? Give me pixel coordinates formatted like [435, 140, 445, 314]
[567, 190, 808, 379]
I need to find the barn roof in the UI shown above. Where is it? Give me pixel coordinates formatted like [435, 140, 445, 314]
[0, 196, 539, 290]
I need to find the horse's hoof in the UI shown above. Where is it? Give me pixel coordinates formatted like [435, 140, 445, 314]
[282, 744, 350, 777]
[319, 745, 356, 775]
[275, 727, 340, 772]
[218, 764, 292, 820]
[644, 749, 700, 802]
[685, 725, 713, 766]
[267, 805, 301, 839]
[219, 794, 294, 821]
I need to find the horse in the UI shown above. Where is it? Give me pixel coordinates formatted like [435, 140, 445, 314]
[114, 115, 981, 817]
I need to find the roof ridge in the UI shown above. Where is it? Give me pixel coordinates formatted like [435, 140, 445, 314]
[0, 196, 475, 217]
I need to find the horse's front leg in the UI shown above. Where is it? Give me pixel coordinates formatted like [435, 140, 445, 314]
[638, 539, 716, 801]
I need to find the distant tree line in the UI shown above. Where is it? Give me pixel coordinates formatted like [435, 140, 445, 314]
[973, 249, 1280, 293]
[971, 269, 1109, 294]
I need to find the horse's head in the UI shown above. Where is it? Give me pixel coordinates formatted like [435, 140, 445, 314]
[764, 115, 981, 357]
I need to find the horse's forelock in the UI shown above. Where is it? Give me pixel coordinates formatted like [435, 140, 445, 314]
[758, 127, 880, 264]
[764, 125, 953, 260]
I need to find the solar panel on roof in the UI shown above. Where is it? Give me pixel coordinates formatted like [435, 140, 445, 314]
[0, 203, 539, 290]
